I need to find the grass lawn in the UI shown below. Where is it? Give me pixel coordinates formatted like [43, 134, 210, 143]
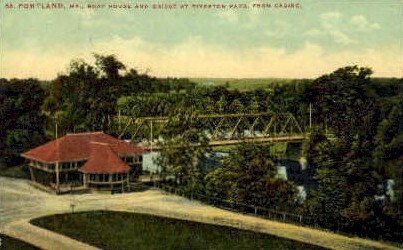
[31, 211, 326, 250]
[0, 234, 39, 250]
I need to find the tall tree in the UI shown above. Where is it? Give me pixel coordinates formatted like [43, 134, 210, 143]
[44, 55, 127, 134]
[156, 110, 211, 198]
[373, 100, 403, 212]
[0, 78, 48, 167]
[303, 66, 397, 238]
[305, 66, 379, 140]
[94, 54, 126, 81]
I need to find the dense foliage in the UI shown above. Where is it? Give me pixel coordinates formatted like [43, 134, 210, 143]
[302, 67, 402, 241]
[0, 78, 47, 167]
[204, 144, 299, 210]
[149, 108, 214, 200]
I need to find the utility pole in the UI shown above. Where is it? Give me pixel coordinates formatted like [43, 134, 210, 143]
[55, 122, 60, 191]
[309, 103, 312, 133]
[55, 122, 58, 139]
[118, 110, 121, 132]
[150, 120, 153, 151]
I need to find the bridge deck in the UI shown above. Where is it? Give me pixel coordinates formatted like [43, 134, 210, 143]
[142, 135, 306, 150]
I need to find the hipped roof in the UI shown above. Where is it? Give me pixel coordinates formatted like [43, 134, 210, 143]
[21, 132, 148, 163]
[79, 142, 131, 174]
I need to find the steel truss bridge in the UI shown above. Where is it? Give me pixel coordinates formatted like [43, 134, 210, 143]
[113, 112, 307, 149]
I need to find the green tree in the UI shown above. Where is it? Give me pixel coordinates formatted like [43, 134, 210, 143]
[0, 78, 48, 167]
[305, 133, 383, 233]
[94, 54, 125, 80]
[156, 109, 211, 198]
[44, 55, 127, 133]
[205, 144, 298, 209]
[302, 68, 401, 241]
[372, 100, 403, 230]
[305, 66, 379, 139]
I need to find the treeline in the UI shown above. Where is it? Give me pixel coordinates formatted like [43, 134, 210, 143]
[0, 55, 402, 242]
[118, 81, 310, 116]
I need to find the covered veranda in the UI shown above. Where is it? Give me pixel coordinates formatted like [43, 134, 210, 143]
[79, 142, 131, 193]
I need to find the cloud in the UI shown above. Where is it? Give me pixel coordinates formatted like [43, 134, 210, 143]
[1, 36, 401, 80]
[314, 12, 382, 45]
[317, 11, 358, 45]
[306, 29, 322, 37]
[329, 30, 356, 45]
[216, 11, 239, 23]
[350, 15, 381, 31]
[320, 11, 341, 22]
[319, 12, 356, 44]
[264, 21, 289, 38]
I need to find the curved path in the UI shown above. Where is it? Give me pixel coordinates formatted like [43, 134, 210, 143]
[0, 177, 399, 250]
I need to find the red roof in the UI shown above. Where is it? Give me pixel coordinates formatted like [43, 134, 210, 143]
[21, 132, 148, 163]
[79, 142, 131, 174]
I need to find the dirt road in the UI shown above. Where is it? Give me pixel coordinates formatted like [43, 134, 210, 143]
[0, 177, 399, 250]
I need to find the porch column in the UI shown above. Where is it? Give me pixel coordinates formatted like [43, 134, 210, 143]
[126, 173, 130, 191]
[83, 173, 88, 188]
[55, 161, 60, 189]
[121, 174, 124, 193]
[109, 174, 113, 190]
[29, 166, 36, 182]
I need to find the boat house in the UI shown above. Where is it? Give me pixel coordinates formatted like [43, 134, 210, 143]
[21, 132, 148, 193]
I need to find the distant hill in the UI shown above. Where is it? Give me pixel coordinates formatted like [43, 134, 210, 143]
[190, 78, 311, 91]
[190, 77, 402, 92]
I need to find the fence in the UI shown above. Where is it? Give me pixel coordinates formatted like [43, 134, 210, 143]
[151, 182, 320, 227]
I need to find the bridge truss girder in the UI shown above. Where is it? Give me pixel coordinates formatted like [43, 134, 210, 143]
[113, 112, 304, 144]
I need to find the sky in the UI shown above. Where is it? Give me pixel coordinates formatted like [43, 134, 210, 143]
[1, 0, 402, 80]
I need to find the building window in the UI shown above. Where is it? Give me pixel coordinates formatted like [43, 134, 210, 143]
[95, 174, 99, 182]
[61, 162, 70, 170]
[77, 161, 86, 167]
